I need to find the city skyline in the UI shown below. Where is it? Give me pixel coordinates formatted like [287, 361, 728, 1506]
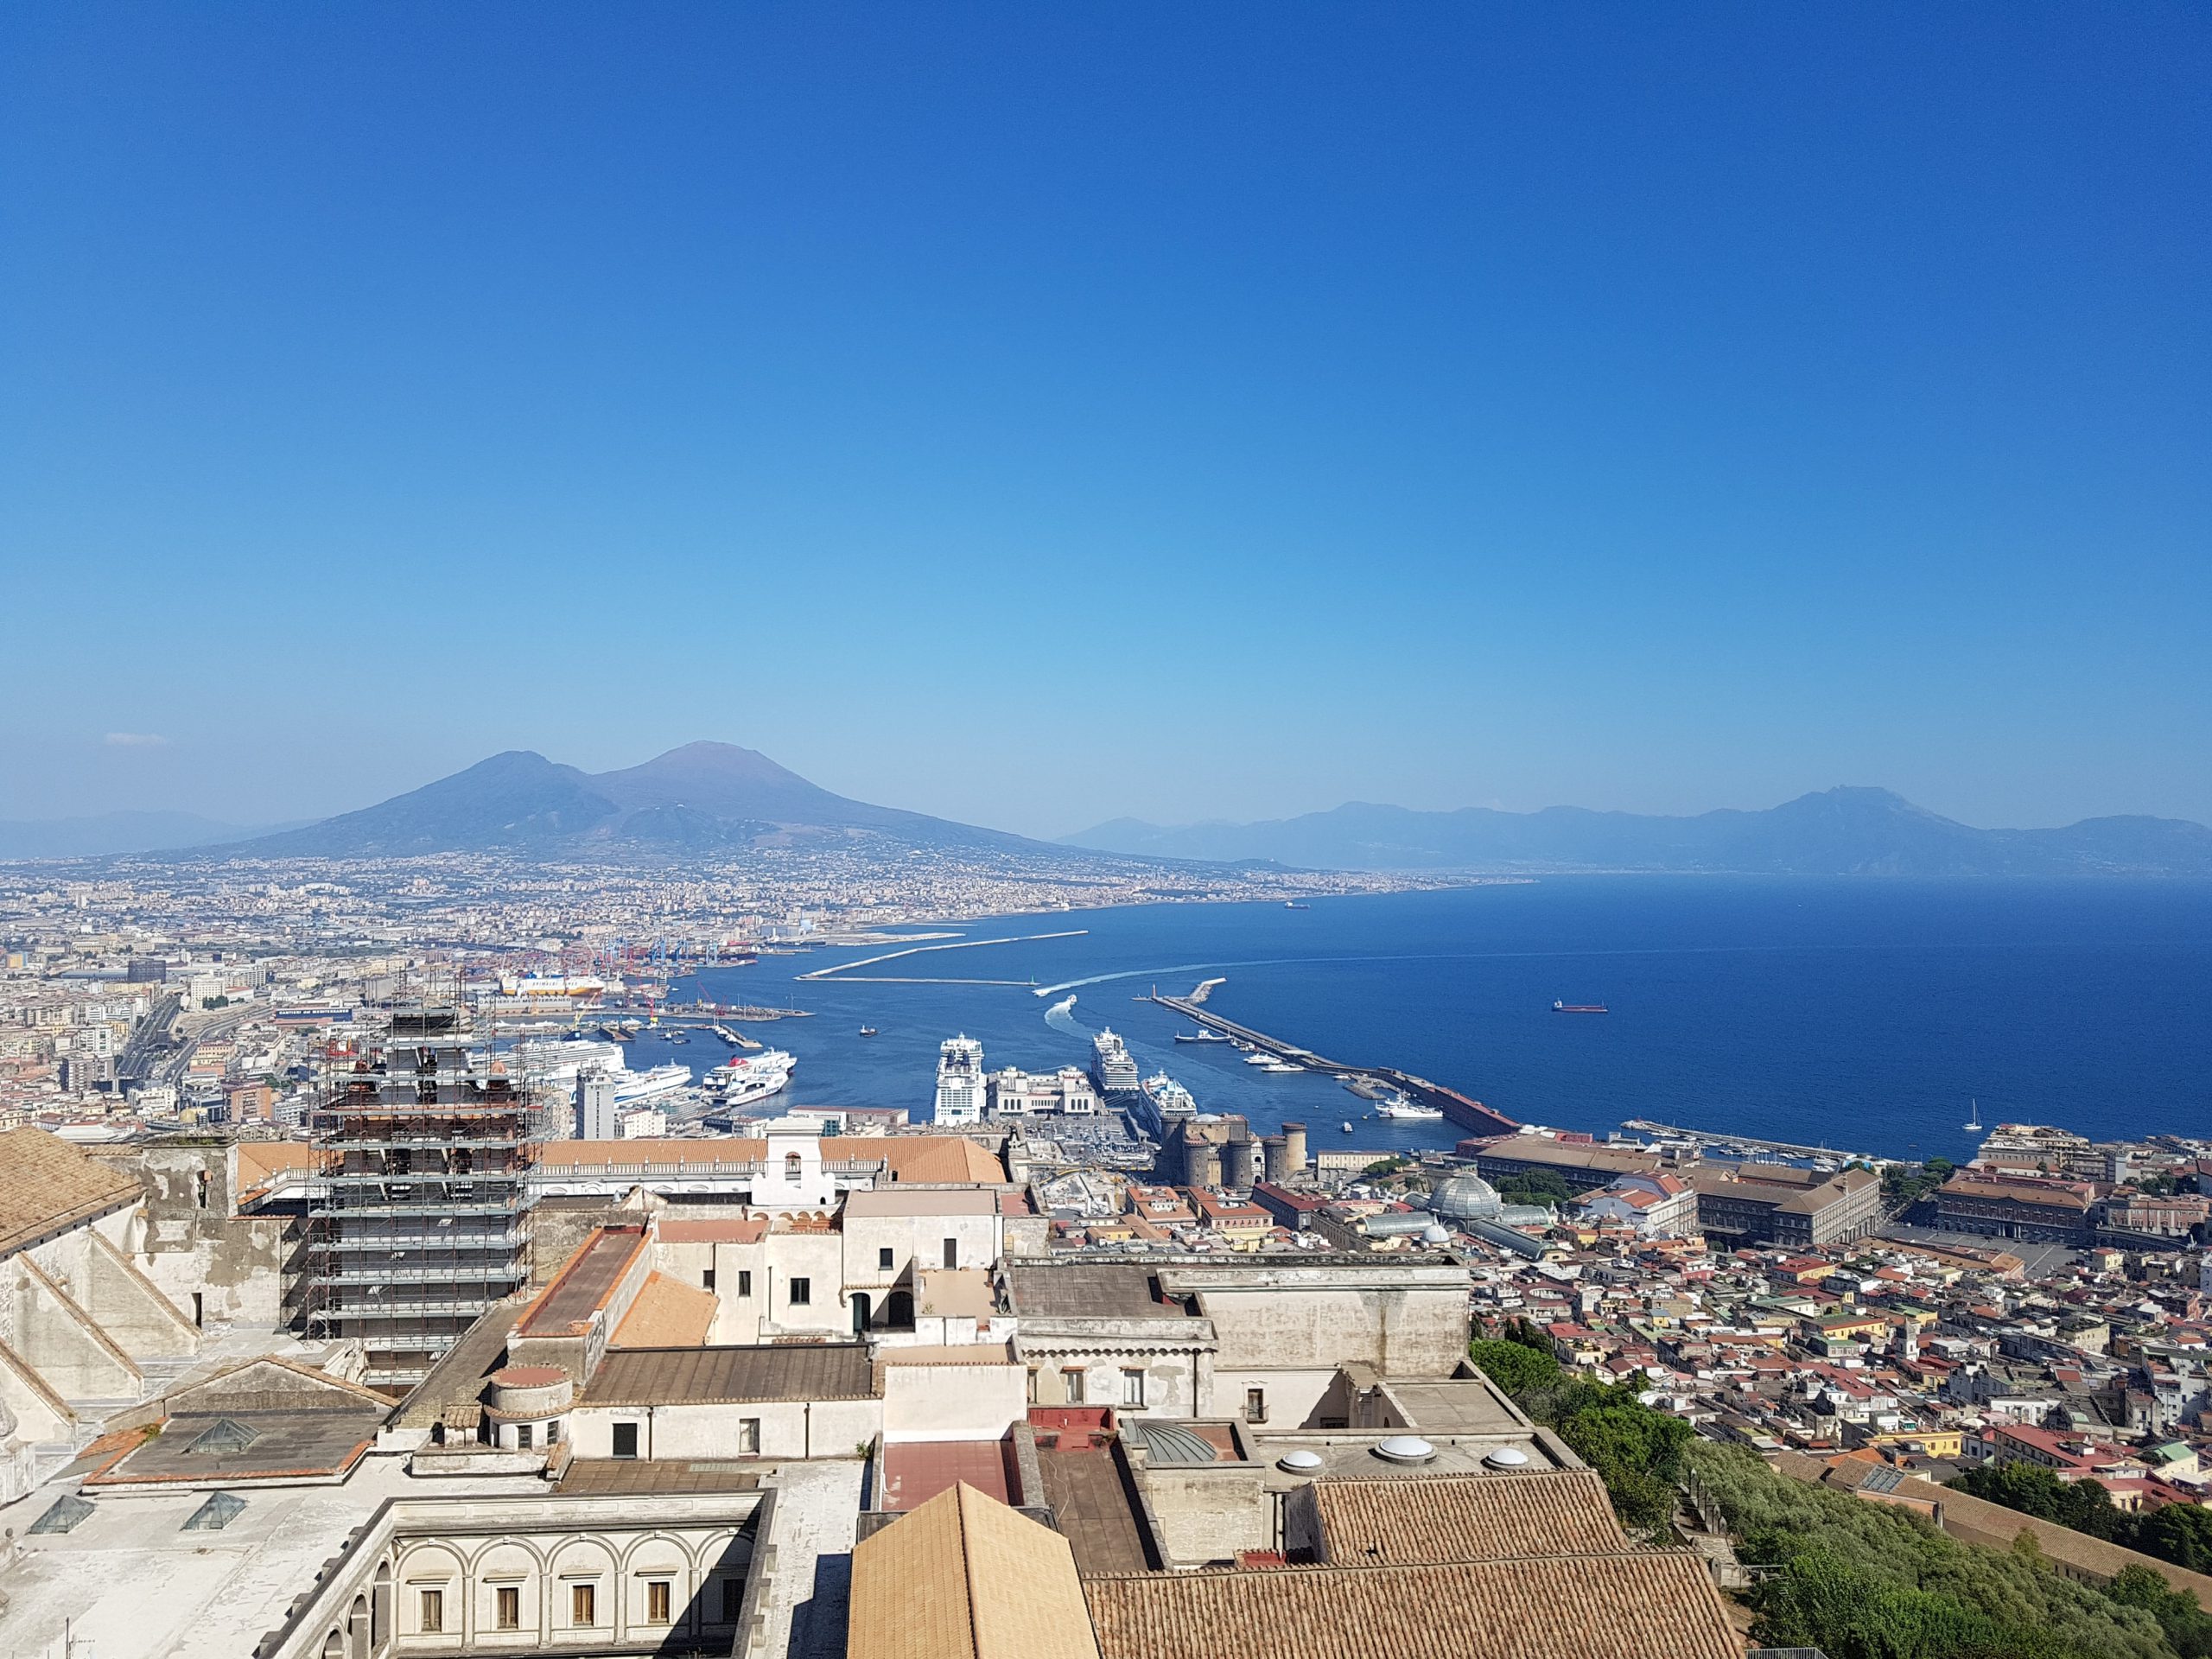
[4, 7, 2208, 837]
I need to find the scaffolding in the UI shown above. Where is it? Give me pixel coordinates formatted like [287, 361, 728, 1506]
[303, 1007, 547, 1390]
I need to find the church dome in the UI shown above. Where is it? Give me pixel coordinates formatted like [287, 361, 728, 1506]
[1429, 1173, 1503, 1224]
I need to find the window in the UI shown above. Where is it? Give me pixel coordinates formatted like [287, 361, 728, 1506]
[702, 1267, 716, 1291]
[545, 1419, 559, 1446]
[721, 1579, 744, 1624]
[784, 1151, 802, 1180]
[516, 1422, 532, 1450]
[495, 1586, 521, 1630]
[645, 1580, 672, 1624]
[739, 1417, 760, 1454]
[1245, 1387, 1268, 1424]
[1027, 1367, 1039, 1404]
[789, 1277, 811, 1306]
[613, 1421, 639, 1459]
[571, 1583, 597, 1627]
[1062, 1368, 1085, 1405]
[878, 1247, 894, 1272]
[943, 1238, 958, 1269]
[737, 1269, 753, 1297]
[418, 1589, 443, 1634]
[1121, 1368, 1146, 1408]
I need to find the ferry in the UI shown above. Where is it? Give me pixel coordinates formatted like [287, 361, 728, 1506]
[611, 1063, 693, 1109]
[709, 1048, 796, 1109]
[1552, 1000, 1609, 1014]
[1244, 1051, 1279, 1066]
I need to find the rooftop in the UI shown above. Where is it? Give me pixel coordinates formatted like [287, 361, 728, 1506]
[581, 1343, 877, 1406]
[0, 1127, 144, 1258]
[516, 1224, 648, 1338]
[849, 1482, 1101, 1659]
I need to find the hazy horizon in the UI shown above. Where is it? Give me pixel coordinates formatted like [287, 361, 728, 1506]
[4, 8, 2207, 839]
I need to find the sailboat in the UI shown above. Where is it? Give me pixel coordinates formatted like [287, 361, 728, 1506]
[1963, 1098, 1982, 1133]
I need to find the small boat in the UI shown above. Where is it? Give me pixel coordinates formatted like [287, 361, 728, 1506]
[1552, 1000, 1608, 1014]
[1341, 1121, 1353, 1133]
[859, 1027, 878, 1038]
[1283, 901, 1310, 910]
[1963, 1097, 1981, 1132]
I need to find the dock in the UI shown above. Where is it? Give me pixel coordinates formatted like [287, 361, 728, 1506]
[1147, 989, 1519, 1139]
[1621, 1118, 1897, 1168]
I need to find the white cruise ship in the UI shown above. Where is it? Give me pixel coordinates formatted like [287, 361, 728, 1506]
[709, 1048, 796, 1110]
[1090, 1028, 1141, 1093]
[936, 1035, 986, 1125]
[610, 1063, 692, 1109]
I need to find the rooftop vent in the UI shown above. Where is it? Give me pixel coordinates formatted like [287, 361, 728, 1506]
[1372, 1435, 1436, 1465]
[1483, 1446, 1531, 1470]
[1277, 1450, 1325, 1473]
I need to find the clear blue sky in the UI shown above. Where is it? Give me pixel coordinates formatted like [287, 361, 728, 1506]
[3, 4, 2206, 838]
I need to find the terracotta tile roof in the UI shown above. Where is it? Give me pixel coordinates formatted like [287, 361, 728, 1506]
[850, 1481, 1100, 1659]
[655, 1217, 769, 1244]
[1307, 1470, 1629, 1563]
[612, 1271, 718, 1349]
[582, 1344, 877, 1405]
[871, 1137, 1009, 1185]
[0, 1127, 143, 1257]
[533, 1138, 767, 1171]
[1081, 1552, 1738, 1659]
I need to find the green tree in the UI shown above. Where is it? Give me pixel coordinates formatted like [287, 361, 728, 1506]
[1495, 1168, 1571, 1207]
[1467, 1337, 1560, 1397]
[2134, 1506, 2212, 1576]
[2107, 1565, 2212, 1659]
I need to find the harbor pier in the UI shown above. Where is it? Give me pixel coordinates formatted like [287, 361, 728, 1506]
[1147, 990, 1520, 1139]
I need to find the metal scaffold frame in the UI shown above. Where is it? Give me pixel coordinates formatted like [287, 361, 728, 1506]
[302, 1007, 547, 1390]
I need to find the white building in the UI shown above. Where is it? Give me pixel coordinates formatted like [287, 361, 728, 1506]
[934, 1035, 985, 1125]
[986, 1065, 1098, 1118]
[579, 1072, 619, 1141]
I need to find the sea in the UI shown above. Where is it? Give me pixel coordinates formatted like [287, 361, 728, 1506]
[618, 878, 2212, 1166]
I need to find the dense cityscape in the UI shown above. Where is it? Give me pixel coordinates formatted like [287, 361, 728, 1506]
[0, 847, 2208, 1659]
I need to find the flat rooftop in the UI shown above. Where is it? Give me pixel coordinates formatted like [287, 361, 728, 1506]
[1005, 1263, 1194, 1322]
[517, 1225, 646, 1338]
[880, 1440, 1015, 1511]
[581, 1343, 877, 1406]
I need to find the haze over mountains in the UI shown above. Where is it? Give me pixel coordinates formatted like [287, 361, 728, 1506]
[5, 746, 2209, 875]
[1067, 788, 2212, 877]
[213, 742, 1040, 860]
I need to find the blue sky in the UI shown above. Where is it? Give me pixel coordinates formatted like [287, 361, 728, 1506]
[2, 4, 2206, 837]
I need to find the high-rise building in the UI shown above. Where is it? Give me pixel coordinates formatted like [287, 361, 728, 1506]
[580, 1071, 618, 1141]
[935, 1035, 984, 1125]
[302, 1008, 543, 1389]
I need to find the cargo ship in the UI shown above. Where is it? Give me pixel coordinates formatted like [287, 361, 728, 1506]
[1552, 1000, 1608, 1014]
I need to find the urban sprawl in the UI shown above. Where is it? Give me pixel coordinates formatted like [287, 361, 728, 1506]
[1, 852, 2209, 1659]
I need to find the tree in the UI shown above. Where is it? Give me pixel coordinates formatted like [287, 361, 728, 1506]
[2106, 1565, 2212, 1659]
[1495, 1168, 1571, 1207]
[2134, 1506, 2212, 1576]
[1467, 1337, 1560, 1398]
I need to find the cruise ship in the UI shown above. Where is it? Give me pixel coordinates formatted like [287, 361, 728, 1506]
[610, 1063, 692, 1109]
[1130, 1072, 1197, 1141]
[707, 1048, 796, 1110]
[1090, 1028, 1141, 1094]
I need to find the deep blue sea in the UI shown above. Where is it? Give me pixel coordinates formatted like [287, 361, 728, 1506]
[626, 879, 2212, 1164]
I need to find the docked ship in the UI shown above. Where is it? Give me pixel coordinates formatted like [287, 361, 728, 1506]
[1174, 1028, 1232, 1044]
[1129, 1071, 1197, 1140]
[1373, 1091, 1444, 1122]
[1090, 1028, 1141, 1094]
[610, 1062, 693, 1109]
[708, 1048, 796, 1110]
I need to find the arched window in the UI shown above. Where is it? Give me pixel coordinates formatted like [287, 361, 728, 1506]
[784, 1151, 801, 1181]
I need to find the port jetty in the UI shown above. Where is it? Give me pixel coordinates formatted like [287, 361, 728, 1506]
[1622, 1117, 1898, 1169]
[1147, 987, 1519, 1138]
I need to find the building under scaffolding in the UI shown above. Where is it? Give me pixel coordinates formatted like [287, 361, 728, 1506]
[303, 1007, 547, 1390]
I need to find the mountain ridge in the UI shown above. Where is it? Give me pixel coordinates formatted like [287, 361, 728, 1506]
[1064, 787, 2212, 876]
[198, 741, 1042, 860]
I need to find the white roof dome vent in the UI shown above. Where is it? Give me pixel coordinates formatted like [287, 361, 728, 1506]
[1372, 1435, 1436, 1465]
[1483, 1446, 1531, 1470]
[1276, 1450, 1325, 1474]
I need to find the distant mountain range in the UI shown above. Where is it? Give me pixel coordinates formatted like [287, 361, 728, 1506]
[1066, 788, 2212, 877]
[194, 742, 1047, 860]
[0, 810, 295, 861]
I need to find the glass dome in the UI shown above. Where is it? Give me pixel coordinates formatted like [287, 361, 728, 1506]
[1429, 1173, 1504, 1224]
